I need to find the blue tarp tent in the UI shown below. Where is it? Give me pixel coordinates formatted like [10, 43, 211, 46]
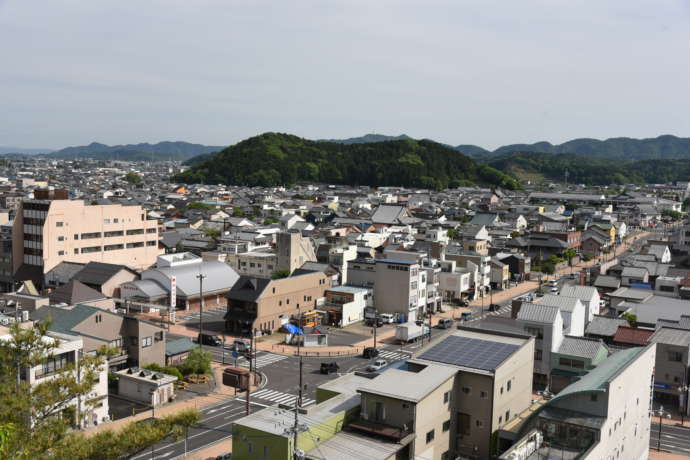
[283, 324, 303, 335]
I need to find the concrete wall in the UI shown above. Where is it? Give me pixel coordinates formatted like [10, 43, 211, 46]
[413, 377, 455, 460]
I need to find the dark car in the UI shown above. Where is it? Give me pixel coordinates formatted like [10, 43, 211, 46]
[362, 347, 379, 359]
[488, 304, 501, 312]
[365, 318, 383, 328]
[320, 362, 340, 374]
[198, 333, 223, 346]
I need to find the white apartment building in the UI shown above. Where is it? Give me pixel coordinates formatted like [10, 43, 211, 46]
[13, 190, 162, 280]
[3, 328, 109, 428]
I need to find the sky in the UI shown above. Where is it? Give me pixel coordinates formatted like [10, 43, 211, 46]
[1, 0, 689, 150]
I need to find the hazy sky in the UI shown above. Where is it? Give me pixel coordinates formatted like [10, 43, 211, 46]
[1, 0, 689, 150]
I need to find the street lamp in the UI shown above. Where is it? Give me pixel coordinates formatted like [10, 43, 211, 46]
[651, 406, 672, 451]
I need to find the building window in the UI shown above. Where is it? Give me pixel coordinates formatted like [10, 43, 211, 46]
[442, 420, 450, 432]
[130, 337, 138, 346]
[56, 222, 63, 227]
[457, 413, 471, 436]
[146, 241, 156, 246]
[475, 419, 483, 428]
[104, 219, 110, 224]
[142, 336, 153, 348]
[36, 351, 73, 378]
[114, 218, 119, 223]
[126, 228, 145, 236]
[426, 429, 435, 443]
[81, 232, 102, 239]
[126, 242, 144, 248]
[480, 390, 488, 399]
[81, 246, 102, 254]
[146, 228, 157, 234]
[461, 386, 471, 395]
[74, 248, 79, 254]
[444, 391, 450, 403]
[534, 349, 543, 361]
[104, 230, 124, 237]
[507, 380, 512, 392]
[504, 410, 510, 421]
[57, 236, 65, 242]
[74, 234, 79, 240]
[669, 351, 683, 362]
[525, 326, 544, 339]
[104, 244, 124, 251]
[58, 250, 65, 256]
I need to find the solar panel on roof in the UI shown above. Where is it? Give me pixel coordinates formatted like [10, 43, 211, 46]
[419, 335, 519, 371]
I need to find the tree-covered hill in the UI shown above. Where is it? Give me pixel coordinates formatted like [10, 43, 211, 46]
[48, 141, 224, 162]
[485, 151, 690, 185]
[174, 132, 519, 190]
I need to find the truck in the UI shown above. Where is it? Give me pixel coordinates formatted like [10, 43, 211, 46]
[395, 323, 429, 343]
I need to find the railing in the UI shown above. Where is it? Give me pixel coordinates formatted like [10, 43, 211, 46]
[348, 417, 413, 441]
[269, 343, 364, 357]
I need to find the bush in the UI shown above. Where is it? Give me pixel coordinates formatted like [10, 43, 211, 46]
[178, 348, 212, 376]
[582, 254, 593, 262]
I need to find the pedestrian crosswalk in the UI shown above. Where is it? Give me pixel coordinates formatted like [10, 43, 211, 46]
[377, 350, 411, 362]
[234, 352, 289, 369]
[178, 306, 226, 321]
[250, 389, 315, 407]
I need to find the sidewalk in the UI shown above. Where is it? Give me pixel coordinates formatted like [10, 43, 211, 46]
[86, 363, 249, 436]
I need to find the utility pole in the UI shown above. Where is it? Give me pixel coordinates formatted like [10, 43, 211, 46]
[427, 307, 432, 343]
[373, 308, 378, 350]
[196, 273, 207, 351]
[297, 310, 303, 407]
[246, 330, 253, 416]
[293, 397, 300, 460]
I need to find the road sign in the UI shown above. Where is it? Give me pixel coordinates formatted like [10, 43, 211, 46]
[232, 351, 239, 359]
[170, 276, 177, 308]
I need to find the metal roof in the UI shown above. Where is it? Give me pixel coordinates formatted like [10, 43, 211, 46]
[594, 275, 621, 289]
[649, 327, 690, 347]
[73, 261, 136, 285]
[516, 302, 560, 324]
[559, 285, 599, 302]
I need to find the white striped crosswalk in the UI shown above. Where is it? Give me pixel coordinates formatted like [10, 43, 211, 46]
[235, 352, 289, 369]
[250, 389, 315, 407]
[377, 350, 411, 362]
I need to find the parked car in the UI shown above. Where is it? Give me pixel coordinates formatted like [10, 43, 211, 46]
[488, 304, 501, 312]
[232, 339, 250, 352]
[365, 318, 383, 328]
[550, 287, 559, 294]
[460, 312, 473, 322]
[362, 347, 379, 359]
[320, 362, 340, 374]
[379, 313, 395, 324]
[198, 333, 222, 346]
[366, 359, 388, 372]
[437, 318, 454, 329]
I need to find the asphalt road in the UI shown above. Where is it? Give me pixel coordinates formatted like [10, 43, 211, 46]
[650, 422, 690, 456]
[129, 398, 265, 460]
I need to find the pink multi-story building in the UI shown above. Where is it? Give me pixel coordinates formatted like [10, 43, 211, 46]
[13, 189, 162, 283]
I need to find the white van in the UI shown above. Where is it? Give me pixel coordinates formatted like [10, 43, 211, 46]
[379, 313, 395, 324]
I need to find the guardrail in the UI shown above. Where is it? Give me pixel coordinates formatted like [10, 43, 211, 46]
[269, 343, 364, 357]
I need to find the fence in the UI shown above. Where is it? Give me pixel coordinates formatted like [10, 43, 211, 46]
[269, 343, 364, 357]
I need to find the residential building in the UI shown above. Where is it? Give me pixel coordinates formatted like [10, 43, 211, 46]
[499, 345, 656, 460]
[515, 302, 564, 388]
[71, 261, 138, 297]
[649, 327, 690, 417]
[550, 336, 609, 392]
[2, 327, 109, 428]
[322, 285, 371, 327]
[558, 285, 601, 323]
[275, 231, 317, 274]
[32, 303, 167, 371]
[224, 271, 331, 335]
[115, 367, 177, 408]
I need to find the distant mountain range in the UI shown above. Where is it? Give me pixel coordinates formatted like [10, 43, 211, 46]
[0, 146, 55, 155]
[45, 141, 225, 162]
[320, 133, 690, 159]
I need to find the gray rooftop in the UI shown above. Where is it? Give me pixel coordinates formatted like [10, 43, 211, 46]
[557, 336, 608, 360]
[649, 327, 690, 347]
[418, 333, 522, 372]
[517, 302, 560, 324]
[357, 362, 457, 403]
[585, 316, 627, 337]
[538, 294, 582, 313]
[594, 275, 621, 289]
[559, 285, 599, 303]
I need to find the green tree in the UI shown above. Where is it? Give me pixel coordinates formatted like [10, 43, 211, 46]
[0, 322, 200, 459]
[178, 348, 212, 376]
[447, 228, 459, 240]
[622, 312, 637, 328]
[683, 197, 690, 212]
[663, 210, 682, 221]
[264, 217, 279, 225]
[563, 248, 577, 264]
[541, 261, 555, 275]
[124, 172, 142, 184]
[187, 201, 213, 211]
[232, 207, 245, 217]
[271, 269, 291, 280]
[201, 226, 220, 240]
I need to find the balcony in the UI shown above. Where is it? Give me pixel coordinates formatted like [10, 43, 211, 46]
[348, 417, 413, 442]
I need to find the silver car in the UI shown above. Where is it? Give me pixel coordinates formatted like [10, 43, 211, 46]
[366, 359, 388, 372]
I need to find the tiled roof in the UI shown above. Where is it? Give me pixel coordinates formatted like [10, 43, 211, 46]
[48, 280, 106, 305]
[594, 276, 621, 289]
[585, 316, 627, 337]
[557, 336, 608, 360]
[73, 261, 136, 285]
[517, 303, 560, 324]
[538, 294, 582, 313]
[612, 326, 654, 346]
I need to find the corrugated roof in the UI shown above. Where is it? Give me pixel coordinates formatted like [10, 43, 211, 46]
[554, 346, 646, 400]
[557, 336, 608, 360]
[594, 275, 620, 289]
[517, 303, 560, 323]
[649, 327, 690, 347]
[165, 337, 195, 356]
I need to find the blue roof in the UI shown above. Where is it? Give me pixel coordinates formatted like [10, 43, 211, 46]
[374, 259, 417, 265]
